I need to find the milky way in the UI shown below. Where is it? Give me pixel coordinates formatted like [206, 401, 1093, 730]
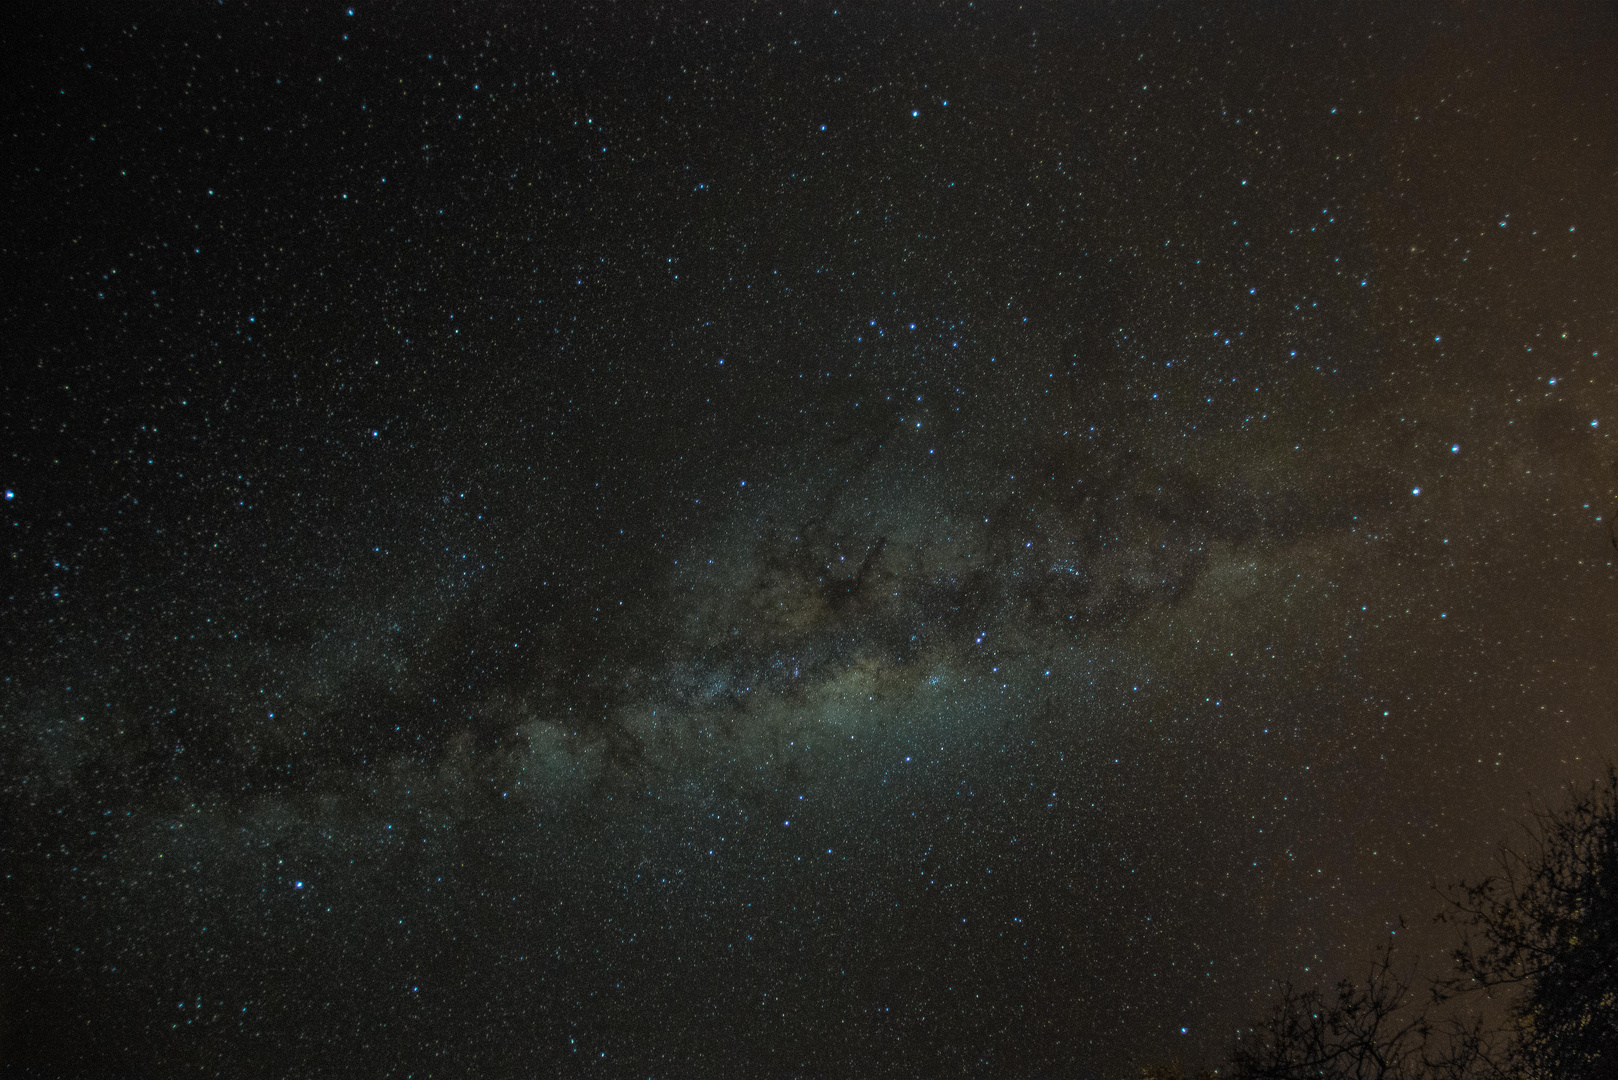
[4, 5, 1615, 1076]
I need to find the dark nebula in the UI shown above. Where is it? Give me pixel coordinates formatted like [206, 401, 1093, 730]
[3, 4, 1614, 1076]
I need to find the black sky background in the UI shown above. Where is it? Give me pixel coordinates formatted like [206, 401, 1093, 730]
[3, 3, 1616, 1077]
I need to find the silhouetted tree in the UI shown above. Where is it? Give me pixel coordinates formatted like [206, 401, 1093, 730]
[1226, 938, 1501, 1079]
[1438, 768, 1618, 1079]
[1222, 769, 1617, 1078]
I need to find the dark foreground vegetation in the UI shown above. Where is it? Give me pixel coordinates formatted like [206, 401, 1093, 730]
[1147, 769, 1617, 1080]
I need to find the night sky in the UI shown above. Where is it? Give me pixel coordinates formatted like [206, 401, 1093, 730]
[3, 3, 1615, 1076]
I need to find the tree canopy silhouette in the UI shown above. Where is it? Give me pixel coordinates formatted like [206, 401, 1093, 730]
[1173, 768, 1618, 1079]
[1225, 937, 1500, 1080]
[1438, 767, 1618, 1079]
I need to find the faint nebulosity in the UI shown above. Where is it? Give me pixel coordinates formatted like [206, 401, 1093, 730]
[2, 4, 1614, 1076]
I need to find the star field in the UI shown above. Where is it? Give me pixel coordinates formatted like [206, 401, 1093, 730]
[3, 4, 1615, 1077]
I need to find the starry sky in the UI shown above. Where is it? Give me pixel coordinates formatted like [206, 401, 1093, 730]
[3, 3, 1615, 1077]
